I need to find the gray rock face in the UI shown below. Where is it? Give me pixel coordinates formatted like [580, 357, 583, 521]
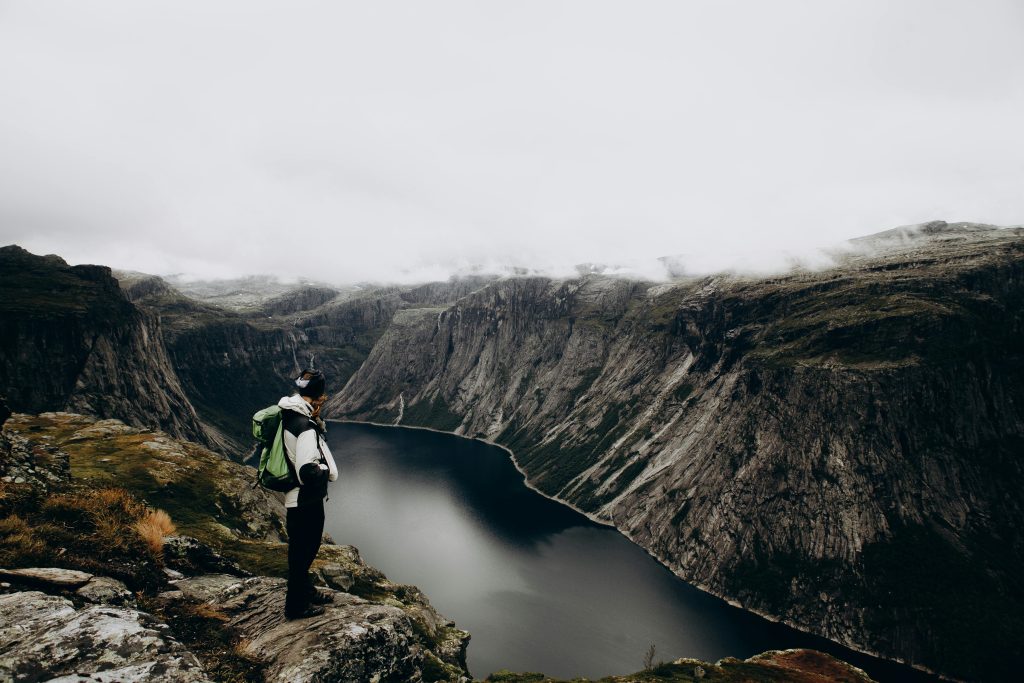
[314, 544, 471, 676]
[0, 591, 211, 683]
[124, 268, 494, 449]
[0, 567, 134, 607]
[260, 285, 341, 317]
[75, 575, 136, 607]
[331, 224, 1024, 681]
[0, 427, 70, 492]
[172, 574, 425, 682]
[318, 562, 355, 591]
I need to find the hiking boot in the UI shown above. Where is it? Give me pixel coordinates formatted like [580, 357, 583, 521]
[285, 604, 326, 620]
[308, 588, 334, 605]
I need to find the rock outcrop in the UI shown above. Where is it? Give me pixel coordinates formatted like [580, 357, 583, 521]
[313, 543, 471, 677]
[0, 591, 211, 683]
[260, 285, 341, 317]
[163, 535, 250, 577]
[0, 246, 227, 453]
[0, 416, 69, 492]
[169, 574, 427, 682]
[332, 223, 1024, 681]
[0, 567, 136, 606]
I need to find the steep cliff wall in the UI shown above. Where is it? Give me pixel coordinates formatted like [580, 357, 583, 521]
[0, 246, 225, 451]
[125, 276, 490, 453]
[332, 224, 1024, 681]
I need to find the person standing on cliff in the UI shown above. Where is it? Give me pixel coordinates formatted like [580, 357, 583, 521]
[278, 368, 339, 619]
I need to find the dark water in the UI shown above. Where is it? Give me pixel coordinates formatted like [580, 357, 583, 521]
[323, 422, 937, 682]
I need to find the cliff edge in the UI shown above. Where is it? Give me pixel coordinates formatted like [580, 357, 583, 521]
[332, 223, 1024, 681]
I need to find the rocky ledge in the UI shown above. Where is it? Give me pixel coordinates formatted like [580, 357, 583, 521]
[0, 558, 471, 683]
[166, 574, 429, 682]
[0, 410, 471, 682]
[0, 565, 873, 683]
[0, 588, 210, 683]
[0, 409, 875, 682]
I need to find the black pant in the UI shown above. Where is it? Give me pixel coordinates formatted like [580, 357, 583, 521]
[285, 500, 325, 615]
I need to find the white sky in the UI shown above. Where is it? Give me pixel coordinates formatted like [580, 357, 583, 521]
[1, 1, 1022, 282]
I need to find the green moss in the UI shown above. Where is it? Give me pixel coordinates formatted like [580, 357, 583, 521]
[403, 396, 463, 432]
[746, 285, 1007, 368]
[214, 540, 290, 578]
[421, 650, 460, 682]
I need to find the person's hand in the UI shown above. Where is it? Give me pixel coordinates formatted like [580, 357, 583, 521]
[299, 462, 329, 486]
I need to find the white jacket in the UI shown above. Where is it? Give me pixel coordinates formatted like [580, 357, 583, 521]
[277, 394, 338, 508]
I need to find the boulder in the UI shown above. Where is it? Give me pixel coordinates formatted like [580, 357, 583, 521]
[744, 649, 874, 682]
[76, 575, 136, 607]
[173, 574, 425, 682]
[318, 563, 354, 591]
[315, 545, 471, 673]
[163, 535, 249, 577]
[0, 591, 211, 682]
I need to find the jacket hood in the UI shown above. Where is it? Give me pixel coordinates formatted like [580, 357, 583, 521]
[278, 394, 312, 416]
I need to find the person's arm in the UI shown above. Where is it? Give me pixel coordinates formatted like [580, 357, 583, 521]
[294, 429, 328, 486]
[320, 438, 338, 482]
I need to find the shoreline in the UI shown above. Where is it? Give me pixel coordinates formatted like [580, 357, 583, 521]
[328, 417, 948, 683]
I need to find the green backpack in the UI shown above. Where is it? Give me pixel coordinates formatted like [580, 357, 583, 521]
[252, 405, 298, 492]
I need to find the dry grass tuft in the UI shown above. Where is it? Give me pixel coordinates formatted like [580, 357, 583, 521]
[5, 485, 169, 590]
[43, 487, 148, 529]
[135, 509, 177, 555]
[0, 514, 50, 566]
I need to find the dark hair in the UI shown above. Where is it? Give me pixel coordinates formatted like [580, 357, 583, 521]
[295, 369, 326, 398]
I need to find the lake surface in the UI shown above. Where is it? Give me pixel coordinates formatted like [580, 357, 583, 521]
[323, 422, 936, 682]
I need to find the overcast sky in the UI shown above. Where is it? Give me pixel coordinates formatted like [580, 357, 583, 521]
[1, 1, 1022, 283]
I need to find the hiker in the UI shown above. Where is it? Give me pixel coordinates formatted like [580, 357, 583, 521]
[278, 368, 339, 619]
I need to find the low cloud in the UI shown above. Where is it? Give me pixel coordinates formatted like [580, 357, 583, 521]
[1, 1, 1021, 284]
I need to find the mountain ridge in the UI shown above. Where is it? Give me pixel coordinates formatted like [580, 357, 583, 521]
[3, 221, 1021, 680]
[330, 223, 1024, 681]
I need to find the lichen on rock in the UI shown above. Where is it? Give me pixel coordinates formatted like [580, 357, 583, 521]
[0, 591, 211, 683]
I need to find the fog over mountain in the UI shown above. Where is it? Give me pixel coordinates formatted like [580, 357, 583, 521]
[1, 1, 1022, 282]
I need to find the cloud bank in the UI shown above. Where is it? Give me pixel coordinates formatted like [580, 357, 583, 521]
[1, 1, 1021, 283]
